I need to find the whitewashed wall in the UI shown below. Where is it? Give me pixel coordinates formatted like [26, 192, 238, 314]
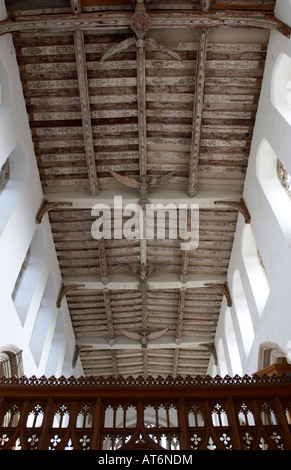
[0, 1, 83, 378]
[209, 0, 291, 377]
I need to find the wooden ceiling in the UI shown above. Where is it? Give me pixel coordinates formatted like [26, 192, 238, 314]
[3, 0, 289, 378]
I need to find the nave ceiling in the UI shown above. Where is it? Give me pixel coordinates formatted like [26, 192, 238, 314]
[3, 0, 286, 378]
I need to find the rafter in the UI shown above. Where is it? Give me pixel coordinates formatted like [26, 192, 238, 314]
[74, 30, 98, 196]
[188, 28, 208, 198]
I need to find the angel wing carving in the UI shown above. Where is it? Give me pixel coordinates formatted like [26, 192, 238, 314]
[120, 329, 142, 341]
[120, 328, 168, 348]
[116, 262, 169, 282]
[146, 328, 168, 341]
[100, 1, 182, 61]
[145, 262, 170, 276]
[147, 171, 176, 189]
[110, 171, 140, 189]
[110, 171, 175, 196]
[101, 37, 136, 62]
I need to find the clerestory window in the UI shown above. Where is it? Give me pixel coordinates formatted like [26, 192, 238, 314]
[277, 159, 291, 199]
[0, 159, 9, 195]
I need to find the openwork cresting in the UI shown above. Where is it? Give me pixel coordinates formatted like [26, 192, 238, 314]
[0, 374, 291, 450]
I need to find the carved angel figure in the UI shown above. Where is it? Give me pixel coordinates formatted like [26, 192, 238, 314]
[116, 261, 169, 283]
[110, 170, 175, 206]
[120, 328, 168, 348]
[100, 0, 182, 62]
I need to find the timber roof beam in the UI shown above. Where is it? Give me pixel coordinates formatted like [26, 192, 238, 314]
[1, 10, 290, 38]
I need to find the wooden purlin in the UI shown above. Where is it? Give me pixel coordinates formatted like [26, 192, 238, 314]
[188, 28, 208, 198]
[74, 29, 98, 196]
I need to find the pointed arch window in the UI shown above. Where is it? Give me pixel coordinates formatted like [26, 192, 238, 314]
[241, 225, 270, 315]
[0, 347, 23, 378]
[232, 269, 255, 357]
[271, 51, 291, 125]
[0, 158, 9, 195]
[0, 143, 28, 234]
[256, 139, 291, 246]
[277, 159, 291, 199]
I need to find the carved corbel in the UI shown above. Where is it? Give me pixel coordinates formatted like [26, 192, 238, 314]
[204, 282, 232, 307]
[214, 197, 251, 224]
[72, 344, 81, 368]
[57, 284, 84, 308]
[200, 342, 218, 365]
[36, 199, 72, 224]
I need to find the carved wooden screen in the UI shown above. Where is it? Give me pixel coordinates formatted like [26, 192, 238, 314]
[0, 375, 291, 450]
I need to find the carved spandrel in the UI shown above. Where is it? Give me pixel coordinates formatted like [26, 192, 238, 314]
[204, 282, 232, 307]
[56, 284, 84, 308]
[214, 198, 251, 224]
[199, 342, 218, 365]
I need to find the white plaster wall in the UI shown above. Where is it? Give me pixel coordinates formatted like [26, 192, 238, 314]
[209, 0, 291, 377]
[0, 0, 83, 378]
